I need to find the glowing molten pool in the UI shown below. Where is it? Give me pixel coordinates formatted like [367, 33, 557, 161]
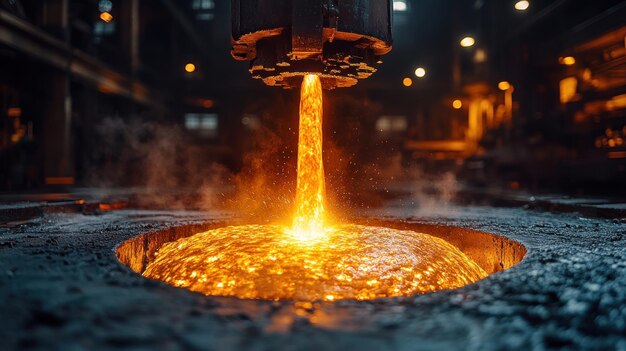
[143, 224, 486, 301]
[143, 75, 487, 301]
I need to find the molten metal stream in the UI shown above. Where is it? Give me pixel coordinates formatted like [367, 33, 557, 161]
[143, 75, 488, 301]
[291, 75, 326, 241]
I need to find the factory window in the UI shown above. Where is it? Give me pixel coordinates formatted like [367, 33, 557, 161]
[192, 0, 215, 21]
[94, 21, 115, 36]
[185, 113, 218, 137]
[192, 0, 215, 10]
[393, 1, 407, 12]
[196, 13, 215, 21]
[559, 77, 578, 104]
[376, 116, 407, 133]
[98, 0, 113, 12]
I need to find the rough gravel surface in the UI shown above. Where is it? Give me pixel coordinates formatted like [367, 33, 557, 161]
[1, 206, 625, 351]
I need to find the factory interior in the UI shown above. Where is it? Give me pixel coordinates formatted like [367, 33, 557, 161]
[1, 1, 625, 350]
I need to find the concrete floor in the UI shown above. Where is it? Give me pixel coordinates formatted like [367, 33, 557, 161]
[1, 204, 625, 350]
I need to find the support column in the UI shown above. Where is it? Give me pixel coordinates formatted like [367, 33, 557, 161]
[42, 0, 74, 187]
[42, 69, 73, 187]
[120, 0, 140, 77]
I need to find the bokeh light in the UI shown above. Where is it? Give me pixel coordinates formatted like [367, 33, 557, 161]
[460, 36, 475, 48]
[99, 12, 113, 23]
[184, 63, 196, 73]
[498, 81, 511, 91]
[414, 67, 426, 78]
[515, 1, 530, 11]
[559, 56, 576, 66]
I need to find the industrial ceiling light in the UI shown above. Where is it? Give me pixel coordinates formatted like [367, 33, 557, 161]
[498, 81, 511, 91]
[559, 56, 576, 66]
[514, 0, 530, 11]
[393, 1, 407, 12]
[414, 67, 426, 78]
[460, 36, 476, 48]
[99, 11, 113, 23]
[184, 63, 196, 73]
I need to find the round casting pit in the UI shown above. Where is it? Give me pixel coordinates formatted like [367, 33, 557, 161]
[116, 220, 526, 301]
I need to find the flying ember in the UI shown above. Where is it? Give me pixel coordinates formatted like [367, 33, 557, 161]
[143, 75, 487, 301]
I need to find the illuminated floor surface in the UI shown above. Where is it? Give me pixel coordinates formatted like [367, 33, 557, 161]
[143, 224, 487, 301]
[2, 207, 626, 350]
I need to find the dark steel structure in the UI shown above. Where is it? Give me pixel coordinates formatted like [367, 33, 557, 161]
[231, 0, 393, 89]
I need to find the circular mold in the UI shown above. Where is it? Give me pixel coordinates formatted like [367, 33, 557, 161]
[116, 220, 526, 300]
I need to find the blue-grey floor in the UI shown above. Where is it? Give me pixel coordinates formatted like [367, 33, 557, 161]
[1, 204, 625, 350]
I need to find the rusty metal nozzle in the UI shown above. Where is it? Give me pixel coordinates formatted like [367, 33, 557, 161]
[231, 0, 393, 89]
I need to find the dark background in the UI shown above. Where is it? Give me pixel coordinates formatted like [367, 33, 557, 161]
[0, 0, 624, 199]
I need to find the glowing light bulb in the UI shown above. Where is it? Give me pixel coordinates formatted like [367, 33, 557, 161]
[515, 0, 530, 11]
[414, 67, 426, 78]
[460, 36, 475, 48]
[559, 56, 576, 66]
[402, 77, 413, 87]
[453, 99, 462, 109]
[498, 81, 511, 91]
[184, 63, 196, 73]
[99, 12, 113, 23]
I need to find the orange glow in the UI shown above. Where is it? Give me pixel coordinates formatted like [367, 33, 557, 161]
[99, 12, 113, 23]
[99, 201, 128, 211]
[200, 99, 214, 108]
[452, 99, 463, 109]
[402, 77, 413, 87]
[460, 36, 475, 48]
[498, 81, 511, 91]
[143, 224, 487, 301]
[7, 107, 21, 117]
[608, 151, 626, 159]
[142, 75, 487, 301]
[184, 63, 196, 73]
[608, 94, 626, 110]
[559, 56, 576, 66]
[560, 77, 578, 104]
[290, 75, 327, 241]
[45, 177, 74, 185]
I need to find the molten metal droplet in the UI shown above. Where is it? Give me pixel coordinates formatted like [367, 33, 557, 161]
[142, 75, 488, 301]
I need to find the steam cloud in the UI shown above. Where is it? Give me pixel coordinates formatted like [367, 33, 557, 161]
[85, 103, 460, 220]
